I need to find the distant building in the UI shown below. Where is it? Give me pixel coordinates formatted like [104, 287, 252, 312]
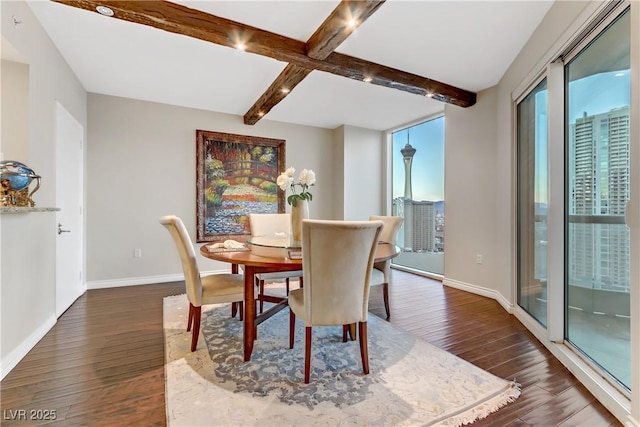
[401, 140, 417, 250]
[401, 141, 416, 200]
[405, 200, 436, 251]
[568, 107, 630, 291]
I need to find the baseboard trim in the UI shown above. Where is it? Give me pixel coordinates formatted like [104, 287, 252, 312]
[391, 264, 443, 282]
[1, 314, 56, 380]
[442, 277, 514, 314]
[86, 270, 228, 289]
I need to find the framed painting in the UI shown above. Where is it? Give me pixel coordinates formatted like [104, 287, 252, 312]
[196, 130, 286, 242]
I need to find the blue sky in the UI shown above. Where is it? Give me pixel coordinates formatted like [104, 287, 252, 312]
[392, 116, 445, 202]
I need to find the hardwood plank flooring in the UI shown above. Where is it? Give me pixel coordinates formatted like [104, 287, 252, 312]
[1, 270, 621, 426]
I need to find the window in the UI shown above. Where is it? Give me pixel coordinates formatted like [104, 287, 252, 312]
[390, 116, 445, 275]
[517, 78, 548, 327]
[565, 8, 631, 390]
[515, 3, 632, 396]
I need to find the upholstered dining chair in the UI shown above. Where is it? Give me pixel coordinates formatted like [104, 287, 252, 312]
[368, 215, 403, 319]
[249, 213, 303, 312]
[159, 215, 245, 352]
[288, 219, 383, 383]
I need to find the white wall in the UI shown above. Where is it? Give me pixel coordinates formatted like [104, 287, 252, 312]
[1, 59, 29, 161]
[1, 0, 87, 378]
[86, 94, 334, 284]
[332, 126, 345, 220]
[443, 88, 503, 300]
[340, 125, 383, 220]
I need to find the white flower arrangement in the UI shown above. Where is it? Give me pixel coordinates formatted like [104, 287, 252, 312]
[276, 167, 316, 207]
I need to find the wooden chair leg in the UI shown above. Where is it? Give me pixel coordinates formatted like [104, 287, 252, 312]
[187, 303, 194, 331]
[289, 311, 296, 349]
[348, 323, 357, 341]
[358, 321, 369, 375]
[342, 324, 349, 342]
[238, 301, 243, 321]
[259, 280, 265, 313]
[191, 306, 202, 352]
[231, 302, 238, 318]
[286, 278, 290, 295]
[383, 283, 390, 320]
[304, 326, 312, 384]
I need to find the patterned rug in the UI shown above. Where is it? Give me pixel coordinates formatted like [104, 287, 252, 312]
[164, 294, 520, 426]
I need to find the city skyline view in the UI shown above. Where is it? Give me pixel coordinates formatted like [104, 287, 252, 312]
[391, 116, 445, 203]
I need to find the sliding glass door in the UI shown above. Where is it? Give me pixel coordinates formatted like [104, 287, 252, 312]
[565, 8, 631, 390]
[517, 3, 632, 394]
[517, 79, 548, 327]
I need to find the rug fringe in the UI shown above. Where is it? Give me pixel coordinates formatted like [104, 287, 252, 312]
[435, 381, 522, 426]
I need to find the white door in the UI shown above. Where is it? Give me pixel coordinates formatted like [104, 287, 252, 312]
[55, 102, 84, 317]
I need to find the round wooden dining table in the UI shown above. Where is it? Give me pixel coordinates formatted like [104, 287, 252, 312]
[200, 241, 400, 361]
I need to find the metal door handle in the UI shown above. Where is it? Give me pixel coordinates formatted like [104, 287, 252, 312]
[58, 223, 71, 235]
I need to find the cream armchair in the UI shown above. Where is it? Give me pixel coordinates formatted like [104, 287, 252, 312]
[288, 219, 383, 383]
[249, 213, 303, 312]
[369, 215, 403, 319]
[160, 215, 244, 352]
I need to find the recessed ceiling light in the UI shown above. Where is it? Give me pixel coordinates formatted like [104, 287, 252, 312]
[348, 19, 357, 28]
[363, 76, 373, 83]
[281, 88, 290, 94]
[426, 92, 434, 98]
[96, 5, 114, 16]
[236, 43, 246, 51]
[258, 112, 265, 117]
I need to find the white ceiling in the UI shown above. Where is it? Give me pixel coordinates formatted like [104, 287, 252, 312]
[25, 0, 554, 131]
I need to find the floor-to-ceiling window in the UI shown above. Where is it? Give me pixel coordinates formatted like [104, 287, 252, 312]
[517, 3, 632, 396]
[565, 8, 631, 390]
[390, 116, 445, 275]
[517, 78, 548, 327]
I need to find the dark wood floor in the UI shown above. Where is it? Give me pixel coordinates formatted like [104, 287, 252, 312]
[1, 270, 621, 426]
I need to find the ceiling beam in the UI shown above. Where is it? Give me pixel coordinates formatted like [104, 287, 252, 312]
[54, 0, 477, 113]
[243, 64, 312, 125]
[244, 0, 385, 125]
[306, 1, 385, 61]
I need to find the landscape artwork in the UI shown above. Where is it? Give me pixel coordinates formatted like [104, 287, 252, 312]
[196, 130, 285, 242]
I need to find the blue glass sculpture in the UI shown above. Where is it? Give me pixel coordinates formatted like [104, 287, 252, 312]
[0, 160, 41, 207]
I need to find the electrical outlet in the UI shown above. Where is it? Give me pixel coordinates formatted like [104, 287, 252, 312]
[476, 254, 483, 264]
[134, 249, 142, 258]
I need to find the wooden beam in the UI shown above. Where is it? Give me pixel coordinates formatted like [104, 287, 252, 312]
[243, 64, 312, 125]
[53, 0, 476, 109]
[306, 0, 385, 60]
[245, 0, 384, 125]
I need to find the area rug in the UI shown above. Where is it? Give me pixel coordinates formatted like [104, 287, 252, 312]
[164, 294, 520, 426]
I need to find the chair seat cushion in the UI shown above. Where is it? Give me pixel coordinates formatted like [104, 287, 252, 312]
[201, 273, 245, 305]
[288, 288, 305, 319]
[369, 267, 385, 287]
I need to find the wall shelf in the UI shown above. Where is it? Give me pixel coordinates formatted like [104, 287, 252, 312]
[0, 207, 60, 213]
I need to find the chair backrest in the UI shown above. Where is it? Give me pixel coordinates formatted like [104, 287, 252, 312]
[249, 213, 292, 237]
[369, 215, 403, 244]
[369, 215, 403, 274]
[159, 215, 202, 306]
[301, 219, 383, 326]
